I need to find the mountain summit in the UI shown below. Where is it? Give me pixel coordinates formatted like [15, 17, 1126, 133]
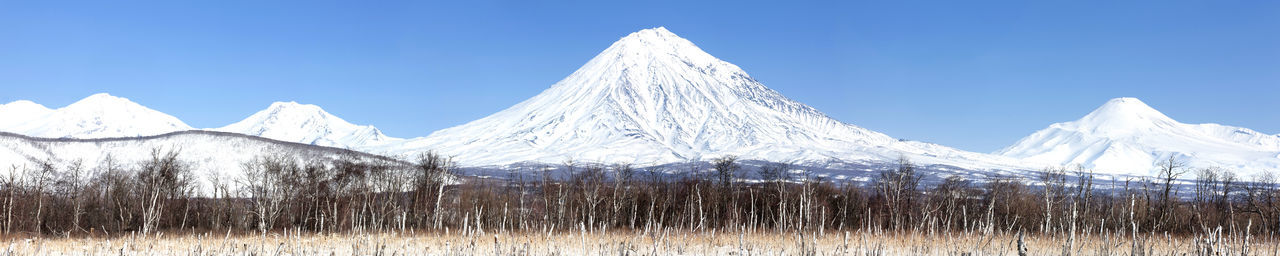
[1072, 97, 1179, 135]
[217, 101, 401, 148]
[385, 27, 1023, 170]
[1, 93, 191, 138]
[999, 97, 1280, 175]
[0, 100, 53, 130]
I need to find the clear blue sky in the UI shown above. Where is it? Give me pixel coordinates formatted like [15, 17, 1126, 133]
[1, 1, 1277, 153]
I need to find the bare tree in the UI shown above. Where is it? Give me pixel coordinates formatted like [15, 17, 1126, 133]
[762, 163, 792, 232]
[932, 175, 974, 231]
[876, 156, 921, 229]
[207, 169, 229, 231]
[1219, 169, 1238, 212]
[1072, 165, 1094, 219]
[58, 159, 89, 234]
[610, 163, 634, 228]
[137, 148, 193, 235]
[1195, 167, 1221, 206]
[97, 156, 139, 233]
[712, 156, 740, 188]
[1, 165, 16, 233]
[1155, 156, 1187, 227]
[711, 156, 740, 226]
[1040, 166, 1067, 233]
[1242, 171, 1279, 232]
[29, 160, 55, 235]
[412, 151, 455, 230]
[578, 164, 606, 232]
[239, 155, 296, 233]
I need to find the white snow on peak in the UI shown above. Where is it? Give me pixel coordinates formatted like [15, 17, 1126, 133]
[0, 100, 53, 130]
[2, 94, 400, 148]
[2, 93, 192, 138]
[999, 97, 1280, 176]
[381, 27, 1027, 170]
[217, 101, 401, 148]
[1070, 97, 1178, 136]
[607, 27, 721, 69]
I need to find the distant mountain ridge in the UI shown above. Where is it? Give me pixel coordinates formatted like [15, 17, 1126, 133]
[215, 101, 401, 148]
[0, 94, 401, 148]
[0, 93, 192, 139]
[998, 97, 1280, 175]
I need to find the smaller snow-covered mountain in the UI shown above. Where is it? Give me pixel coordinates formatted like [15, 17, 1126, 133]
[0, 130, 404, 194]
[216, 101, 401, 148]
[0, 100, 53, 130]
[2, 93, 192, 138]
[1, 94, 400, 149]
[998, 97, 1280, 175]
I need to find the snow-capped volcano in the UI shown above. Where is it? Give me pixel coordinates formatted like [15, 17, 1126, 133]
[998, 97, 1280, 175]
[216, 101, 401, 148]
[385, 27, 1025, 170]
[1, 93, 192, 138]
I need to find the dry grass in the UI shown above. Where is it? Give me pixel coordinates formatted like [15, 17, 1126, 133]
[3, 229, 1277, 255]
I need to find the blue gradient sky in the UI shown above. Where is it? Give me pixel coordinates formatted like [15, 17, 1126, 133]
[1, 1, 1277, 153]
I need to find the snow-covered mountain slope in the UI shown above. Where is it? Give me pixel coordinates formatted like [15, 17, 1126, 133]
[381, 27, 1028, 171]
[0, 100, 53, 130]
[1, 93, 192, 138]
[216, 101, 402, 148]
[0, 130, 404, 193]
[997, 97, 1280, 176]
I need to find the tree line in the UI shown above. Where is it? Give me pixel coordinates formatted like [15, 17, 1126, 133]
[2, 150, 1277, 238]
